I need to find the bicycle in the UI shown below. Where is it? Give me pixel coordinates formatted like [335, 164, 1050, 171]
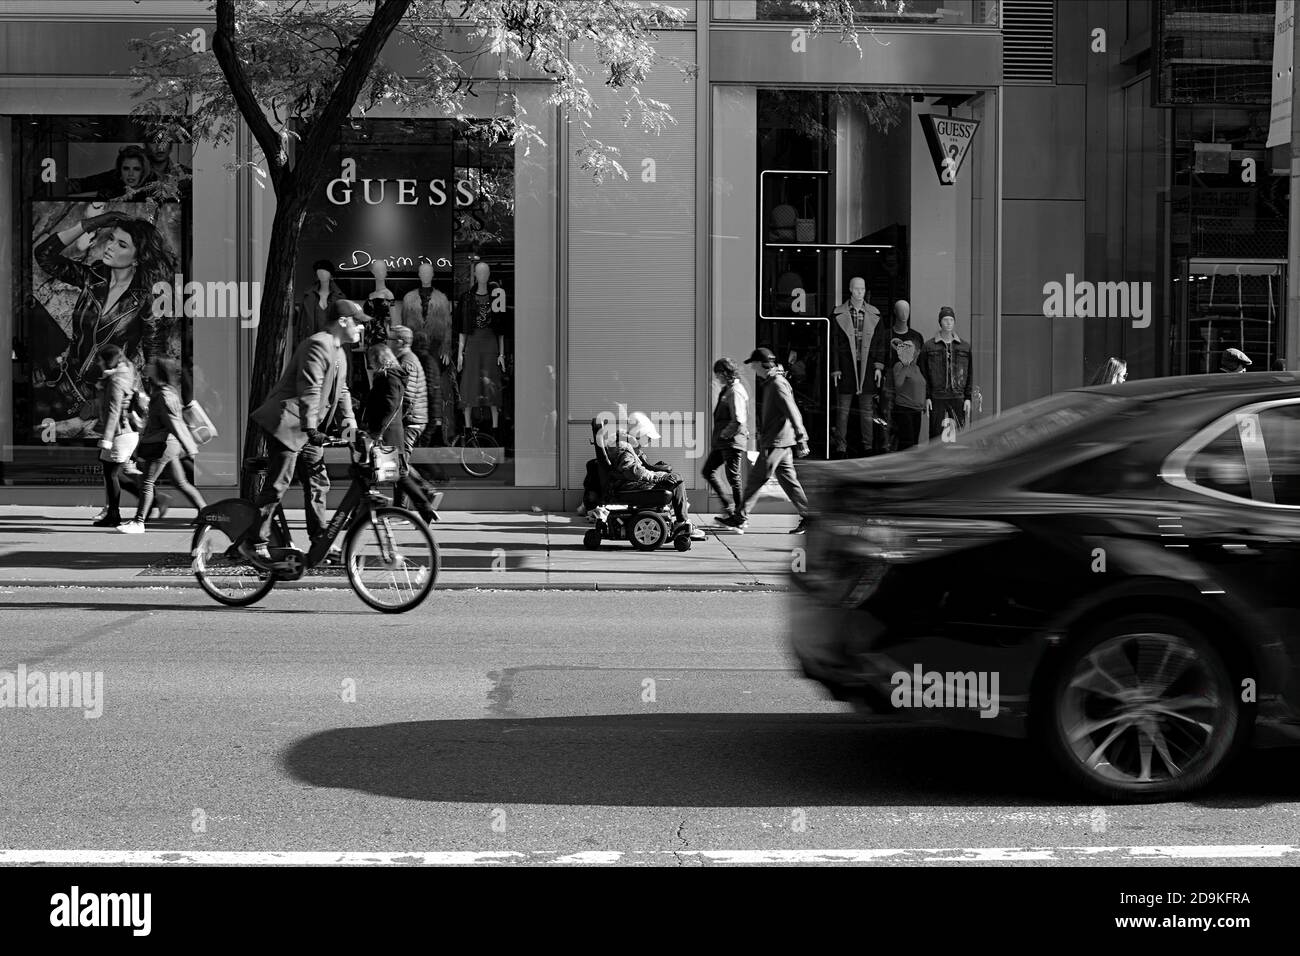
[190, 435, 440, 613]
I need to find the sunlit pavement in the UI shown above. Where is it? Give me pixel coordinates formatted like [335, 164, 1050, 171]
[1, 589, 1298, 866]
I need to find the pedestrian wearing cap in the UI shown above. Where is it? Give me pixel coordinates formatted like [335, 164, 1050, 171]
[716, 348, 812, 534]
[384, 324, 438, 510]
[1221, 348, 1252, 373]
[920, 306, 973, 441]
[244, 298, 362, 564]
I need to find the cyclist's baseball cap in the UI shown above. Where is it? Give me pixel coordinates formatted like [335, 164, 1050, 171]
[333, 299, 370, 322]
[744, 347, 777, 366]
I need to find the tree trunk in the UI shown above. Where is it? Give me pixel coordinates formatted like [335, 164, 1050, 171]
[239, 189, 310, 498]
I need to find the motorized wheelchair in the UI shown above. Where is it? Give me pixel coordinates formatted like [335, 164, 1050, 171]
[581, 417, 693, 552]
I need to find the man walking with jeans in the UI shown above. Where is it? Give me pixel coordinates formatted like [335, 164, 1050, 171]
[716, 348, 812, 535]
[242, 299, 363, 564]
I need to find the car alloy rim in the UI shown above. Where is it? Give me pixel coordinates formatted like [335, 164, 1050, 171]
[1059, 632, 1224, 786]
[634, 519, 660, 544]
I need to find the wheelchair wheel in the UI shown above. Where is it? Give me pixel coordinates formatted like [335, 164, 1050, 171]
[583, 528, 602, 550]
[629, 511, 668, 551]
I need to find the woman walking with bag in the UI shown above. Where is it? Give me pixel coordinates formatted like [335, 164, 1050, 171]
[92, 345, 147, 527]
[116, 356, 205, 533]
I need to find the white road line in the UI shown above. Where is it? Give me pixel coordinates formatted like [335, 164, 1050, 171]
[3, 846, 1300, 866]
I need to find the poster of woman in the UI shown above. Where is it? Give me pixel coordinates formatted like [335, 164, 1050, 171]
[27, 199, 184, 443]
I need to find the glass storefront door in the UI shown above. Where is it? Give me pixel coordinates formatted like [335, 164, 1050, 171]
[714, 84, 993, 467]
[1175, 258, 1285, 374]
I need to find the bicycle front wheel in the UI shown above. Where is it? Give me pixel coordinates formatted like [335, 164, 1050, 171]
[459, 431, 499, 478]
[191, 522, 277, 607]
[344, 506, 439, 613]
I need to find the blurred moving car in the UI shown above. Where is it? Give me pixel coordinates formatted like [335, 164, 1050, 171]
[790, 373, 1300, 801]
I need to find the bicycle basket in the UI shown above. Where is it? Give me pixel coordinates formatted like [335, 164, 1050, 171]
[368, 443, 402, 484]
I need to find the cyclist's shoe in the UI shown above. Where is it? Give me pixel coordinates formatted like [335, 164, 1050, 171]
[788, 517, 811, 535]
[322, 547, 344, 566]
[238, 541, 273, 566]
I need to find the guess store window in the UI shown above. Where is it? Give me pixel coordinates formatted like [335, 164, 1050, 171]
[297, 113, 557, 488]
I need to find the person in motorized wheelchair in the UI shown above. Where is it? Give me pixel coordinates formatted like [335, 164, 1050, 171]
[583, 411, 702, 552]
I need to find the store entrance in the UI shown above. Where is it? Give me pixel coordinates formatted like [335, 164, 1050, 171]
[1175, 258, 1285, 374]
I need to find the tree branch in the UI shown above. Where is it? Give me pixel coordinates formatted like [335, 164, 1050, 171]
[299, 0, 413, 175]
[212, 0, 287, 182]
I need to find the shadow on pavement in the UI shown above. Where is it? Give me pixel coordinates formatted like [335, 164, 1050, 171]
[279, 712, 1300, 807]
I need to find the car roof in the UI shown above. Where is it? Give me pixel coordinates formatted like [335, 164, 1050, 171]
[1070, 372, 1300, 401]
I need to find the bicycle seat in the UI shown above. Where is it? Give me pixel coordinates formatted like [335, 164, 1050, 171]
[243, 456, 270, 474]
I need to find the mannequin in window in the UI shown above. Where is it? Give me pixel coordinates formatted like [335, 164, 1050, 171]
[455, 261, 506, 432]
[401, 261, 453, 443]
[830, 276, 880, 457]
[297, 259, 343, 346]
[363, 258, 396, 336]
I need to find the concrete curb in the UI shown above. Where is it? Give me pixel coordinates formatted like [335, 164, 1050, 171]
[0, 579, 791, 593]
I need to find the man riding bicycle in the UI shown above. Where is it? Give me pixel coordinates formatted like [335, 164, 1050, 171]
[241, 299, 364, 565]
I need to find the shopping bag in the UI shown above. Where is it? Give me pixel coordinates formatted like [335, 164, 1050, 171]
[183, 400, 218, 445]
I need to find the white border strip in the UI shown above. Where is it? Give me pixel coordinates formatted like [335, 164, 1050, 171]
[3, 846, 1299, 866]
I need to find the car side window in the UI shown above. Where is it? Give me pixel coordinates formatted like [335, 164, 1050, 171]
[1258, 404, 1300, 506]
[1185, 425, 1252, 501]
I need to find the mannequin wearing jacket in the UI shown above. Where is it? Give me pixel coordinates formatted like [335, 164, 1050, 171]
[868, 300, 925, 453]
[830, 277, 880, 456]
[401, 261, 453, 443]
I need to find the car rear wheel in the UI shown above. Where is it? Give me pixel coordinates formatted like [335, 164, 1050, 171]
[1038, 614, 1242, 801]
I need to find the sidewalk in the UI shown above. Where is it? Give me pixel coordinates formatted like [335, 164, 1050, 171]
[0, 507, 804, 591]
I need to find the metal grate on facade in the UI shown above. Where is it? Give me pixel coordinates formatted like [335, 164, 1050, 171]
[1002, 0, 1056, 84]
[1154, 0, 1274, 106]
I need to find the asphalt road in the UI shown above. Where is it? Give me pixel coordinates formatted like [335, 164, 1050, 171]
[1, 587, 1298, 866]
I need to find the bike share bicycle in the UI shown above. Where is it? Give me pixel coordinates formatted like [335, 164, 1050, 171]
[190, 433, 440, 612]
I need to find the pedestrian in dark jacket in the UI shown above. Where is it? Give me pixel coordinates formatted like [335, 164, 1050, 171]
[716, 348, 812, 534]
[868, 300, 925, 453]
[364, 344, 438, 525]
[701, 357, 749, 516]
[920, 306, 973, 440]
[116, 356, 204, 533]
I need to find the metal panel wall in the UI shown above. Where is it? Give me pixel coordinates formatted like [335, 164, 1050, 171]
[566, 31, 698, 488]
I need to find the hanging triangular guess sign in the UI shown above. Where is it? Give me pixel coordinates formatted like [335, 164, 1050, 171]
[919, 114, 979, 186]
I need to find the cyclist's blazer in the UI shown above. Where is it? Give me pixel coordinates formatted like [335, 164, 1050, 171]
[250, 331, 355, 452]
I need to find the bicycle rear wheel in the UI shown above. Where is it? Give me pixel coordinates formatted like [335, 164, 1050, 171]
[191, 522, 277, 607]
[344, 506, 439, 613]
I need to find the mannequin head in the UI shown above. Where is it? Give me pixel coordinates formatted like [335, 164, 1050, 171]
[893, 300, 911, 330]
[938, 306, 956, 337]
[418, 261, 434, 286]
[312, 259, 333, 286]
[370, 259, 387, 282]
[473, 261, 491, 286]
[848, 277, 866, 306]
